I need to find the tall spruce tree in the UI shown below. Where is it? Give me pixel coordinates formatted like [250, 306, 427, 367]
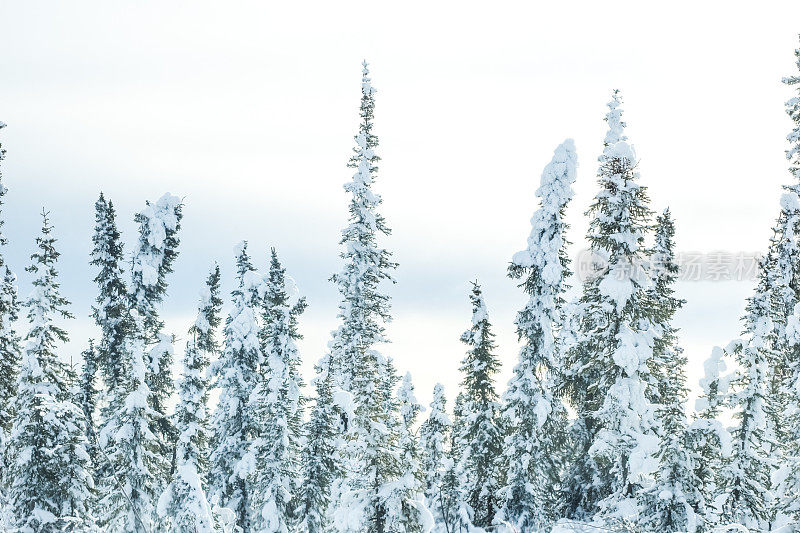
[776, 292, 800, 527]
[91, 193, 131, 395]
[419, 383, 451, 528]
[298, 354, 340, 533]
[251, 249, 307, 532]
[90, 193, 145, 528]
[439, 392, 473, 532]
[384, 372, 428, 532]
[498, 139, 577, 530]
[686, 347, 733, 531]
[130, 193, 183, 481]
[457, 282, 503, 528]
[8, 211, 94, 532]
[209, 243, 262, 533]
[717, 256, 776, 532]
[159, 265, 223, 532]
[327, 62, 408, 533]
[559, 91, 660, 520]
[0, 121, 22, 494]
[770, 36, 800, 529]
[101, 308, 161, 533]
[638, 210, 706, 533]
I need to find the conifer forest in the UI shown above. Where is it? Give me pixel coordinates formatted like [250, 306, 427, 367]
[2, 7, 800, 533]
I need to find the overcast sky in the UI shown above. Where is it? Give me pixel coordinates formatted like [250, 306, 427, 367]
[1, 1, 799, 409]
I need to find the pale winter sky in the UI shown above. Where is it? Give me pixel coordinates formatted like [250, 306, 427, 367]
[0, 1, 799, 410]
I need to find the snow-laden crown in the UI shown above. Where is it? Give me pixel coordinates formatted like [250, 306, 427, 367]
[512, 139, 577, 287]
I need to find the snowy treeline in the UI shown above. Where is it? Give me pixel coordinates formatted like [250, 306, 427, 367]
[2, 41, 800, 533]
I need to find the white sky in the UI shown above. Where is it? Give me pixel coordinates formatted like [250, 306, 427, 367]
[1, 1, 799, 410]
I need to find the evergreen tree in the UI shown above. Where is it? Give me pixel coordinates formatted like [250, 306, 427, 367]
[209, 242, 262, 533]
[439, 392, 473, 532]
[776, 294, 800, 527]
[90, 193, 141, 528]
[101, 308, 161, 532]
[457, 282, 503, 528]
[498, 139, 576, 530]
[0, 259, 20, 442]
[717, 257, 776, 532]
[159, 265, 223, 532]
[770, 37, 800, 529]
[130, 193, 183, 479]
[78, 341, 100, 470]
[644, 209, 685, 402]
[251, 249, 307, 532]
[8, 211, 94, 532]
[384, 372, 427, 532]
[327, 61, 407, 533]
[419, 383, 451, 527]
[558, 91, 660, 520]
[0, 121, 22, 496]
[91, 193, 131, 395]
[785, 33, 800, 185]
[765, 194, 800, 460]
[298, 354, 340, 533]
[686, 347, 733, 531]
[638, 211, 706, 533]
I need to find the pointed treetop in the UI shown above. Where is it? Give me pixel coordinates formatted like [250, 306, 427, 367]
[604, 90, 627, 144]
[467, 281, 488, 326]
[361, 60, 375, 96]
[600, 89, 633, 163]
[398, 372, 421, 426]
[539, 138, 577, 199]
[511, 139, 577, 271]
[656, 207, 675, 237]
[234, 240, 255, 276]
[784, 36, 800, 180]
[654, 208, 677, 263]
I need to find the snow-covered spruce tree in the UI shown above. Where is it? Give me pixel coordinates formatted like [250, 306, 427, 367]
[558, 91, 660, 521]
[770, 38, 800, 528]
[686, 347, 733, 531]
[327, 62, 412, 533]
[209, 243, 263, 533]
[498, 139, 577, 531]
[8, 211, 94, 532]
[101, 308, 161, 533]
[456, 282, 503, 528]
[298, 354, 340, 533]
[91, 193, 131, 396]
[78, 341, 100, 469]
[0, 120, 22, 487]
[717, 256, 777, 532]
[765, 192, 800, 457]
[638, 210, 706, 533]
[383, 372, 428, 532]
[419, 383, 451, 527]
[776, 296, 800, 527]
[644, 209, 685, 404]
[251, 249, 307, 532]
[90, 193, 144, 527]
[130, 193, 183, 478]
[439, 392, 474, 532]
[159, 265, 223, 532]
